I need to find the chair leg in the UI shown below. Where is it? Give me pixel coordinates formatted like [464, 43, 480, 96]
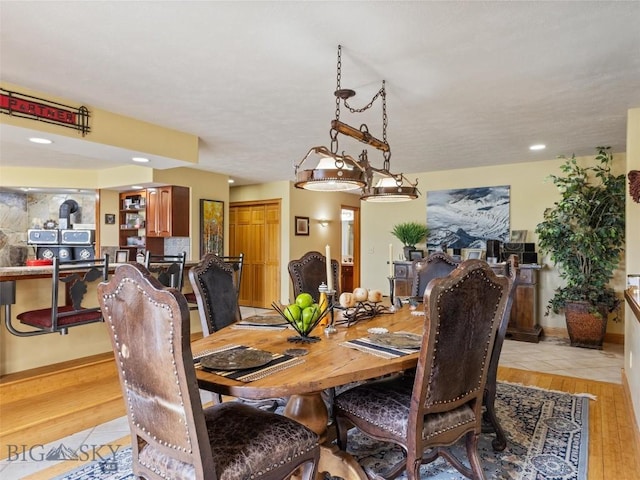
[465, 432, 486, 480]
[483, 387, 507, 451]
[334, 415, 351, 451]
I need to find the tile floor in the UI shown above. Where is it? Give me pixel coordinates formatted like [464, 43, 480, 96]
[1, 314, 625, 479]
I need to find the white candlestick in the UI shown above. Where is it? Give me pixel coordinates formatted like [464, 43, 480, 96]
[389, 244, 394, 277]
[325, 244, 333, 292]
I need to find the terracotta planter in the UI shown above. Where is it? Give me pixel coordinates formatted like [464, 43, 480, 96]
[564, 301, 608, 349]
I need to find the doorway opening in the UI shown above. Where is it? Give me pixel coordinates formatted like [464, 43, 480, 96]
[340, 206, 360, 291]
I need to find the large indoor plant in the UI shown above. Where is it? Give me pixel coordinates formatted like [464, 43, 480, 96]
[391, 222, 429, 260]
[535, 146, 625, 348]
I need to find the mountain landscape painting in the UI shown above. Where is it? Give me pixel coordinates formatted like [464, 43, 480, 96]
[426, 185, 510, 250]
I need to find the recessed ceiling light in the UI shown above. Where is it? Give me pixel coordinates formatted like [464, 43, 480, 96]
[132, 157, 149, 163]
[29, 137, 53, 144]
[228, 179, 235, 184]
[529, 144, 546, 151]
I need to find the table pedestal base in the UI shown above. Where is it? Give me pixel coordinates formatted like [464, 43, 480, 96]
[284, 393, 367, 480]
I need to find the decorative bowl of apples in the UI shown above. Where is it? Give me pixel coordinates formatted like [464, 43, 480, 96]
[271, 292, 331, 343]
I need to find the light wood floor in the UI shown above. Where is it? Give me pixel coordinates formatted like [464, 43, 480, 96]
[4, 364, 640, 479]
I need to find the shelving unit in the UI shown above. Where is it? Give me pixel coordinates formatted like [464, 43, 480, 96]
[118, 191, 147, 261]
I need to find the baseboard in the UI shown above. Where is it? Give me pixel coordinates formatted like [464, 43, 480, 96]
[542, 327, 624, 344]
[622, 369, 640, 454]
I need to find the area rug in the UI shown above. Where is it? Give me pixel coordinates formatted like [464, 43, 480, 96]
[52, 382, 590, 480]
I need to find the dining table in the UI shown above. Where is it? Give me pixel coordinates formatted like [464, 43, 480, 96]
[193, 304, 424, 480]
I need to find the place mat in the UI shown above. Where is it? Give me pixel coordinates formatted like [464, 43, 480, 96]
[341, 337, 420, 359]
[368, 332, 422, 349]
[196, 345, 305, 382]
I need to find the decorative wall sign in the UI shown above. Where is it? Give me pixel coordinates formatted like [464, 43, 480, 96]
[295, 216, 310, 236]
[426, 185, 510, 249]
[200, 199, 224, 257]
[0, 87, 90, 135]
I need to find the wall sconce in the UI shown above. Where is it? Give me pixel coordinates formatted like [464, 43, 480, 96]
[319, 219, 329, 227]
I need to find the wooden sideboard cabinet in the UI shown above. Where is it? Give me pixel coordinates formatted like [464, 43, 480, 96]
[397, 260, 543, 343]
[491, 263, 543, 343]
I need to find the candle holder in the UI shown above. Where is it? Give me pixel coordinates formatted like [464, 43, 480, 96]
[320, 284, 337, 335]
[388, 275, 395, 306]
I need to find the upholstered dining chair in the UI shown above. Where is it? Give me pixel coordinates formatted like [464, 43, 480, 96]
[410, 251, 461, 298]
[482, 254, 519, 451]
[188, 253, 282, 410]
[288, 250, 340, 302]
[11, 255, 109, 337]
[144, 250, 186, 290]
[188, 253, 241, 334]
[185, 253, 243, 311]
[97, 263, 320, 480]
[334, 259, 511, 480]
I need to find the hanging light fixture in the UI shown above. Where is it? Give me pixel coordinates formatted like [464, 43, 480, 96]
[294, 45, 420, 201]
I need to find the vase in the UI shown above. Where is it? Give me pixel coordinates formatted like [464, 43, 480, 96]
[564, 301, 608, 349]
[403, 246, 415, 261]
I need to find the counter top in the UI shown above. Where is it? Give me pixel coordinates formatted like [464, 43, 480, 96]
[0, 260, 199, 282]
[625, 287, 640, 323]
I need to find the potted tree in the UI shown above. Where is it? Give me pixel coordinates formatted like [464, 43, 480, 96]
[391, 222, 429, 260]
[535, 146, 625, 349]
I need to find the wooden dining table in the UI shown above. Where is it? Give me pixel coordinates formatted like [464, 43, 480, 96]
[193, 305, 424, 480]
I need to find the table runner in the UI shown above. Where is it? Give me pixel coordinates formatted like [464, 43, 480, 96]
[194, 345, 305, 382]
[341, 337, 419, 359]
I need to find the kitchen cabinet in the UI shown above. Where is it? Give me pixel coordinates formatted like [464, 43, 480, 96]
[146, 186, 189, 237]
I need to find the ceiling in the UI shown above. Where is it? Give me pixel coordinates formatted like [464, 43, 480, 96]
[1, 1, 639, 189]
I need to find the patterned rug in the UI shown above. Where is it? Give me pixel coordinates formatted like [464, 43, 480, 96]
[53, 382, 590, 480]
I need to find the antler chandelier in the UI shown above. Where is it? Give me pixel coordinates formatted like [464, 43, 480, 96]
[294, 45, 420, 202]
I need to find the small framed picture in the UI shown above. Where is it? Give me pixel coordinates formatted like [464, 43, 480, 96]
[409, 250, 424, 260]
[464, 248, 484, 260]
[105, 213, 116, 225]
[295, 216, 310, 236]
[115, 250, 130, 263]
[511, 230, 527, 242]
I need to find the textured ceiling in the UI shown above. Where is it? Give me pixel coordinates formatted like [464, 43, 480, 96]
[1, 1, 639, 188]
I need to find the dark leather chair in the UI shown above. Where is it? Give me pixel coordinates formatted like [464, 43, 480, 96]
[98, 263, 320, 480]
[288, 250, 339, 302]
[483, 254, 519, 451]
[410, 251, 461, 297]
[11, 255, 109, 336]
[334, 259, 511, 480]
[185, 254, 243, 311]
[188, 253, 241, 334]
[144, 251, 186, 290]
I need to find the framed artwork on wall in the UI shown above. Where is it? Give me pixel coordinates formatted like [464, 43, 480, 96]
[295, 216, 310, 236]
[463, 248, 485, 260]
[200, 199, 224, 257]
[115, 250, 129, 263]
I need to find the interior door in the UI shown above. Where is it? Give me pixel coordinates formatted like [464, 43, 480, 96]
[229, 200, 281, 308]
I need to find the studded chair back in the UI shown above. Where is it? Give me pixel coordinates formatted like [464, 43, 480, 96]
[410, 251, 461, 297]
[288, 251, 339, 302]
[98, 263, 320, 480]
[188, 253, 240, 334]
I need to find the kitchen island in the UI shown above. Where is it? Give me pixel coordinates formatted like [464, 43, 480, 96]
[0, 262, 201, 375]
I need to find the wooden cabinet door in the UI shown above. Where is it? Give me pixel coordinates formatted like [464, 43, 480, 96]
[146, 186, 189, 237]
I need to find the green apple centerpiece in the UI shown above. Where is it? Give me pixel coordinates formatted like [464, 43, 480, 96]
[272, 292, 330, 343]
